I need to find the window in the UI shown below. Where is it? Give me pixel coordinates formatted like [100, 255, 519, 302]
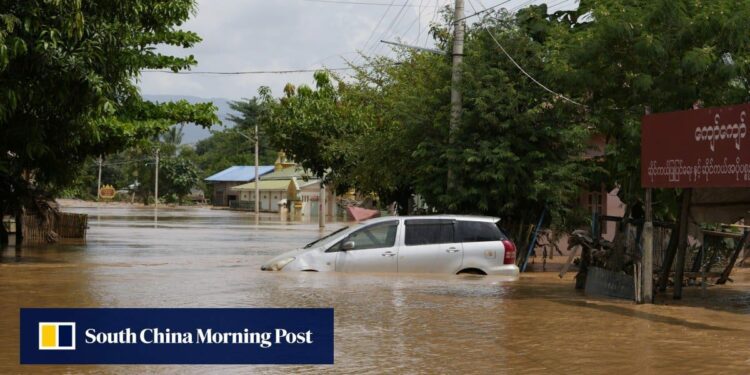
[405, 220, 454, 246]
[457, 221, 506, 242]
[580, 184, 608, 234]
[331, 221, 398, 251]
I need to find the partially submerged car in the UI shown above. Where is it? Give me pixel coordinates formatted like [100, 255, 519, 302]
[261, 215, 519, 276]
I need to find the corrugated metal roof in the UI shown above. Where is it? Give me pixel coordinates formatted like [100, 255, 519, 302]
[204, 165, 275, 182]
[231, 180, 292, 191]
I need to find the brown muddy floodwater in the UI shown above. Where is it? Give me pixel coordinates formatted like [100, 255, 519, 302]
[2, 206, 750, 374]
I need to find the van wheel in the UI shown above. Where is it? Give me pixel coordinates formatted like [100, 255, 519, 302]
[457, 268, 486, 275]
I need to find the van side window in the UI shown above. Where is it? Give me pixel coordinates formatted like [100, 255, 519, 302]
[330, 221, 398, 251]
[404, 220, 454, 245]
[457, 221, 506, 242]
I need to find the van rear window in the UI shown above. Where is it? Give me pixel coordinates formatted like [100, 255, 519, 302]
[404, 220, 454, 245]
[457, 221, 506, 242]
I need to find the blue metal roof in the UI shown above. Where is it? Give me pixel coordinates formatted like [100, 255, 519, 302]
[204, 165, 275, 182]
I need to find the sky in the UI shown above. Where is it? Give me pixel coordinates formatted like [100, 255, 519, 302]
[137, 0, 578, 101]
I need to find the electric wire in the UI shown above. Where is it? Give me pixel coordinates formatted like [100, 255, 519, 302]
[141, 67, 356, 75]
[302, 0, 431, 7]
[466, 0, 584, 106]
[360, 0, 397, 57]
[369, 0, 411, 55]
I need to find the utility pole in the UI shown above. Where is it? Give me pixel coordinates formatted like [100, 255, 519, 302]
[447, 0, 465, 193]
[642, 188, 653, 303]
[97, 155, 103, 201]
[154, 148, 160, 208]
[235, 129, 261, 216]
[255, 124, 260, 217]
[319, 182, 326, 229]
[641, 106, 654, 304]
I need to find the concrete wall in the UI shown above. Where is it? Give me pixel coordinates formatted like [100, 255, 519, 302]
[210, 182, 243, 206]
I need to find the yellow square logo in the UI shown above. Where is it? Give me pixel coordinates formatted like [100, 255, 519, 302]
[38, 322, 76, 350]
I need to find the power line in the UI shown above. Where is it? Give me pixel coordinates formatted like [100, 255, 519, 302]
[140, 67, 355, 75]
[456, 0, 513, 23]
[466, 0, 584, 106]
[302, 0, 433, 7]
[361, 0, 397, 55]
[370, 0, 410, 55]
[547, 0, 577, 12]
[423, 0, 441, 47]
[372, 0, 414, 53]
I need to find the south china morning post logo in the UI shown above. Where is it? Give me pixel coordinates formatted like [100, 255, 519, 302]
[21, 308, 334, 365]
[38, 322, 76, 350]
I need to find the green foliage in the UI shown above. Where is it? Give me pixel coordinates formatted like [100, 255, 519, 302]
[538, 0, 750, 219]
[160, 157, 199, 203]
[259, 10, 594, 229]
[259, 72, 374, 188]
[0, 0, 218, 214]
[187, 98, 278, 183]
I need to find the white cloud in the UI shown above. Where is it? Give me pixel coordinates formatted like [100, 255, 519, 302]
[138, 0, 455, 99]
[137, 0, 578, 100]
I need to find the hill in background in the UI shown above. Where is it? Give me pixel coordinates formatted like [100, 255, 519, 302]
[143, 94, 239, 144]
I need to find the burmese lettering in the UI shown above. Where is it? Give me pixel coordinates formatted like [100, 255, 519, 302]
[647, 157, 750, 184]
[694, 111, 747, 151]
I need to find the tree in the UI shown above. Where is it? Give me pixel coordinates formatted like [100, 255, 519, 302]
[0, 0, 219, 242]
[225, 98, 278, 165]
[259, 73, 373, 190]
[258, 8, 594, 239]
[161, 157, 199, 204]
[189, 99, 278, 183]
[530, 0, 750, 268]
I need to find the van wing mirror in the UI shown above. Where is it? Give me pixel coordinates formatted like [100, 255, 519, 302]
[342, 241, 355, 251]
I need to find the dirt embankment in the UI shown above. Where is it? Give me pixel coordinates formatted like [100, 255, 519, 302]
[56, 198, 208, 209]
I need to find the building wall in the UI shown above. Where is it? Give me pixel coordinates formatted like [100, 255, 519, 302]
[238, 189, 287, 212]
[210, 182, 243, 206]
[298, 186, 336, 219]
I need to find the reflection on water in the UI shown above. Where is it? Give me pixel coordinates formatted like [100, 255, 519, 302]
[2, 206, 750, 374]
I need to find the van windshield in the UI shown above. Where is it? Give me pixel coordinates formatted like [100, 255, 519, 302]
[303, 226, 351, 248]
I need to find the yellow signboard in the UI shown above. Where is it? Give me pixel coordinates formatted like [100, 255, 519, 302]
[99, 184, 116, 199]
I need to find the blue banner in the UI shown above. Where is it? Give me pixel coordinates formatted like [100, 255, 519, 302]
[21, 308, 334, 365]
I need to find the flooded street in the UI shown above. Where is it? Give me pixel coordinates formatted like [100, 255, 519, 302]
[2, 206, 750, 374]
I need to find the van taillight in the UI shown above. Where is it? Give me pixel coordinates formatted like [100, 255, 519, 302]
[502, 240, 516, 265]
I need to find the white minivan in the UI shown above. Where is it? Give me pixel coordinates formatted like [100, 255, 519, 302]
[261, 215, 519, 276]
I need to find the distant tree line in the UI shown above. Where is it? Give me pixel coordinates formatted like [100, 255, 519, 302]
[0, 0, 219, 243]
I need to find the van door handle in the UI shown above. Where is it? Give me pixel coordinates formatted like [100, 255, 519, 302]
[382, 252, 396, 257]
[446, 248, 460, 253]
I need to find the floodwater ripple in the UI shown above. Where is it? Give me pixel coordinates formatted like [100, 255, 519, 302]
[1, 206, 750, 374]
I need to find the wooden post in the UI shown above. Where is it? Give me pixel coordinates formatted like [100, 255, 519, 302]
[97, 155, 103, 201]
[642, 188, 654, 303]
[716, 230, 749, 284]
[657, 216, 680, 292]
[673, 188, 692, 299]
[0, 207, 7, 245]
[14, 209, 23, 244]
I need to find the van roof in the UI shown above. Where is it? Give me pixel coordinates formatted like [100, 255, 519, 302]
[361, 215, 500, 224]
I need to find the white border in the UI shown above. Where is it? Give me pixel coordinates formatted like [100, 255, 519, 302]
[38, 322, 76, 350]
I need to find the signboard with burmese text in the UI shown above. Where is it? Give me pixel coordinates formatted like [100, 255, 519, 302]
[642, 103, 750, 188]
